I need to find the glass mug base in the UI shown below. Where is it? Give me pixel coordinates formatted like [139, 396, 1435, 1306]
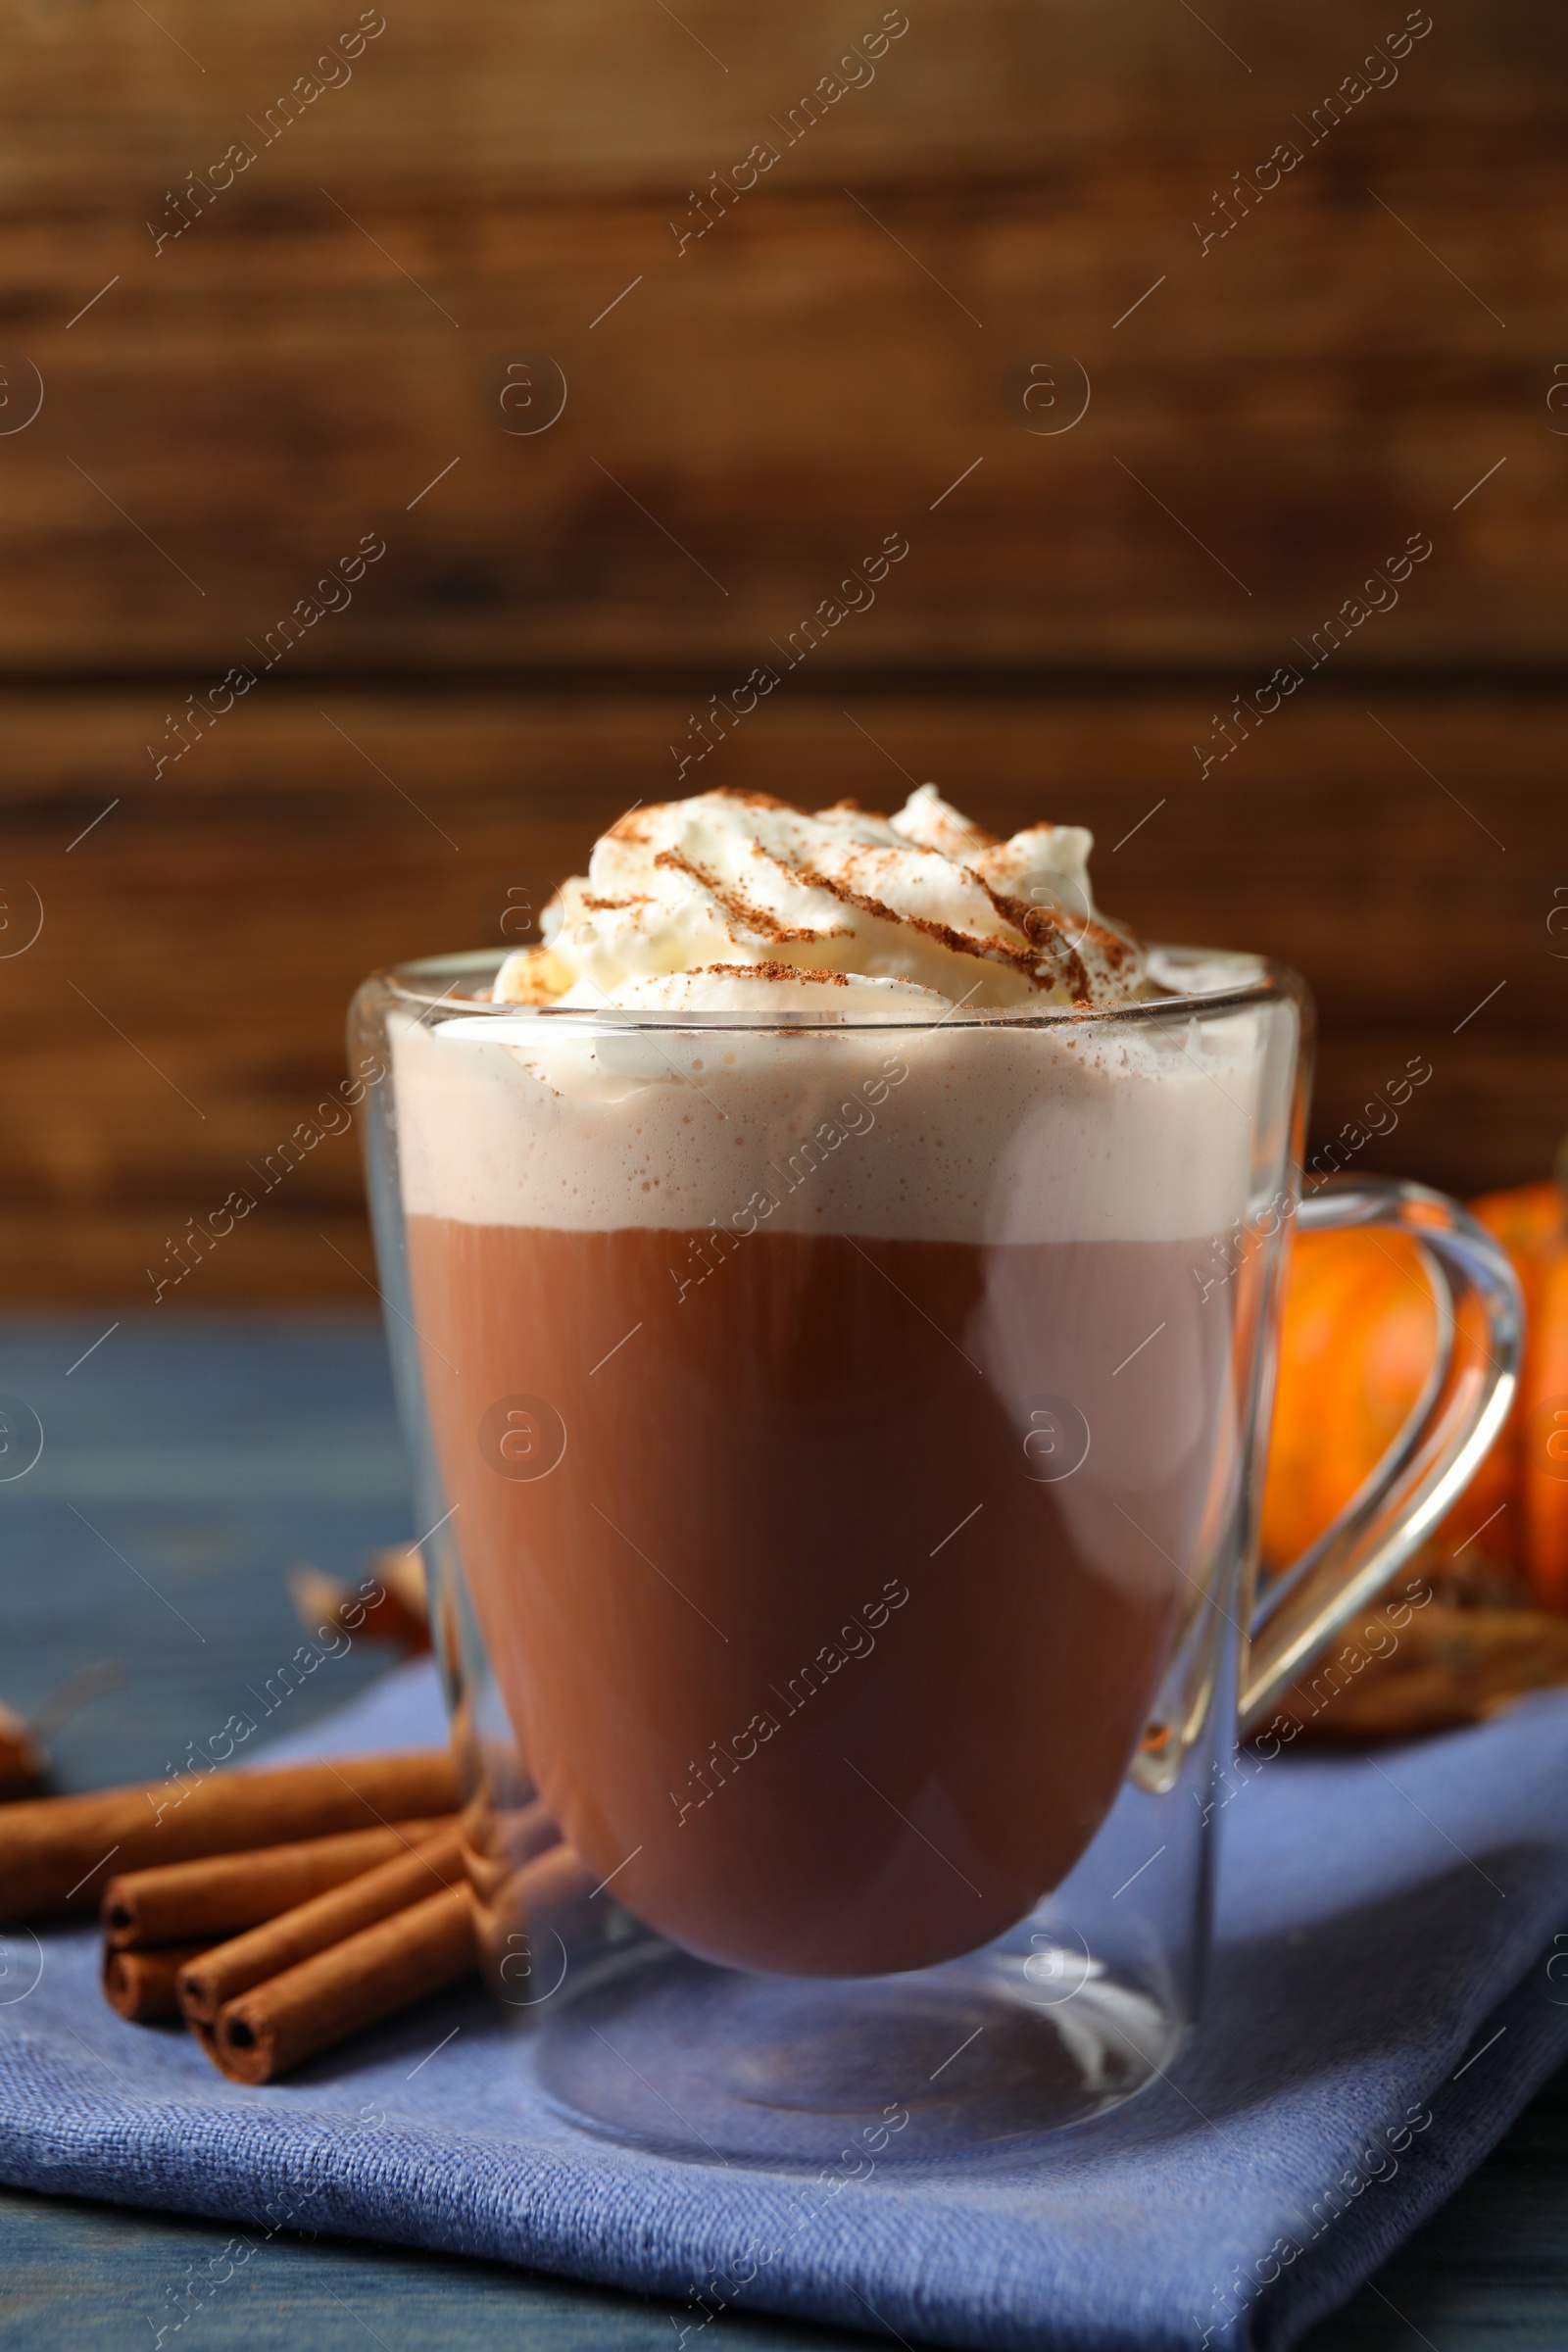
[528, 1941, 1183, 2166]
[462, 1730, 1207, 2161]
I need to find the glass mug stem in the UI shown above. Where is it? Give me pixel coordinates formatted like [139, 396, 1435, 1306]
[1242, 1177, 1523, 1736]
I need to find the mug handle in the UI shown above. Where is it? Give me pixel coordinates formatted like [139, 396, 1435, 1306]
[1240, 1176, 1523, 1738]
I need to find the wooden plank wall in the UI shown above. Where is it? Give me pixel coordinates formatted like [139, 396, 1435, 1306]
[1, 0, 1564, 1304]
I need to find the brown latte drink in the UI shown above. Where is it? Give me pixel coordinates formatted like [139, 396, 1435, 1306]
[394, 788, 1267, 1978]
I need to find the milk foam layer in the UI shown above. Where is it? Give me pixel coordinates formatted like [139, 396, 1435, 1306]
[392, 788, 1292, 1245]
[494, 786, 1148, 1012]
[393, 996, 1287, 1245]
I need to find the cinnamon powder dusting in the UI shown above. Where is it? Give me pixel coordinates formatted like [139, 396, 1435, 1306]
[700, 962, 850, 985]
[653, 847, 853, 948]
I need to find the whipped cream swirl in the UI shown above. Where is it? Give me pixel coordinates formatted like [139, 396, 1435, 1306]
[495, 786, 1152, 1014]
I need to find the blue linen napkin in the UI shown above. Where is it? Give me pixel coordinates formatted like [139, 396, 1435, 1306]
[1, 1655, 1564, 2352]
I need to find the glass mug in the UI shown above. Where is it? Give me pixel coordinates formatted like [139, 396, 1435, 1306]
[352, 946, 1519, 2163]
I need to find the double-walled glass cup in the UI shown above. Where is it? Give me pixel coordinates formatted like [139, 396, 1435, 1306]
[353, 946, 1519, 2163]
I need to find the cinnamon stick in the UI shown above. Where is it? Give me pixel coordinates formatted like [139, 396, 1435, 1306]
[459, 1795, 564, 1909]
[211, 1884, 477, 2082]
[0, 1699, 45, 1801]
[474, 1839, 603, 2005]
[1276, 1603, 1568, 1741]
[103, 1817, 451, 1948]
[177, 1821, 467, 2024]
[0, 1750, 458, 1919]
[103, 1941, 216, 2024]
[199, 1836, 597, 2082]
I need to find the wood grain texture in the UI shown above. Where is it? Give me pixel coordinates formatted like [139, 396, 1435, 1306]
[8, 0, 1563, 199]
[1, 684, 1561, 1304]
[0, 2, 1562, 672]
[0, 0, 1561, 1298]
[2, 175, 1561, 674]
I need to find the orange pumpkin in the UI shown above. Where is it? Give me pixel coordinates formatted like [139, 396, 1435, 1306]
[1261, 1176, 1568, 1612]
[1463, 1182, 1565, 1582]
[1259, 1229, 1437, 1573]
[1521, 1244, 1568, 1610]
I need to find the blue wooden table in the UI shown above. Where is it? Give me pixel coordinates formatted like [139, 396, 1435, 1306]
[1, 1319, 1563, 2351]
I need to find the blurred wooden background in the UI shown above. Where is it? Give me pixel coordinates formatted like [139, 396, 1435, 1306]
[2, 0, 1565, 1304]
